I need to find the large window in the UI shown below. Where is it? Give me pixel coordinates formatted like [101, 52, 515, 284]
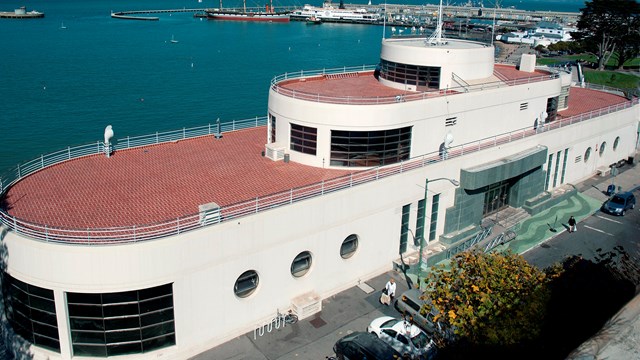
[2, 273, 60, 353]
[400, 204, 410, 254]
[67, 284, 175, 357]
[428, 194, 440, 241]
[330, 127, 412, 167]
[546, 97, 558, 122]
[415, 199, 426, 246]
[290, 123, 317, 155]
[379, 59, 441, 89]
[269, 113, 277, 143]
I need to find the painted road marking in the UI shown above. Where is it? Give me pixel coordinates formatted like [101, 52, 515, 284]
[583, 225, 614, 237]
[596, 215, 623, 224]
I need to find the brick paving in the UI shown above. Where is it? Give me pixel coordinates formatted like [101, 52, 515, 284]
[2, 127, 350, 229]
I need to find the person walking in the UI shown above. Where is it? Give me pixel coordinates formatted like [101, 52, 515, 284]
[384, 278, 396, 304]
[568, 216, 577, 233]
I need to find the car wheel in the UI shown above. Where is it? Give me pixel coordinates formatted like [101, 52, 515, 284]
[622, 210, 626, 216]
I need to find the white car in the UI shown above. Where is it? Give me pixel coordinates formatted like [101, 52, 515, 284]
[367, 316, 437, 359]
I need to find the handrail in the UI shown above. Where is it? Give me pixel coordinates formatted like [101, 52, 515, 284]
[0, 97, 636, 245]
[0, 116, 267, 195]
[270, 66, 560, 105]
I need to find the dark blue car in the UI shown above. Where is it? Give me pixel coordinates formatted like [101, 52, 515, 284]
[601, 192, 636, 216]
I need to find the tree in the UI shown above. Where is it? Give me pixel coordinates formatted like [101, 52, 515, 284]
[571, 0, 640, 70]
[422, 250, 555, 347]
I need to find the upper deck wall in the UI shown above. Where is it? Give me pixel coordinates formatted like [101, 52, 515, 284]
[380, 38, 495, 90]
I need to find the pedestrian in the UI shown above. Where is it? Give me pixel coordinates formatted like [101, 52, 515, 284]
[385, 278, 396, 304]
[568, 216, 577, 233]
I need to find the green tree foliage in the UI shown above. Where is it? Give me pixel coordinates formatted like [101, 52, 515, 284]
[571, 0, 640, 70]
[422, 250, 555, 346]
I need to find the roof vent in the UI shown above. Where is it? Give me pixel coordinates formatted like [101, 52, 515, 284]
[519, 54, 536, 73]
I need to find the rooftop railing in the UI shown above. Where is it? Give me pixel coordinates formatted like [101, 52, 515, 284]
[0, 95, 636, 245]
[0, 116, 267, 195]
[270, 65, 559, 105]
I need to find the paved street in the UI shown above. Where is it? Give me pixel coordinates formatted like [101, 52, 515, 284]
[192, 162, 640, 360]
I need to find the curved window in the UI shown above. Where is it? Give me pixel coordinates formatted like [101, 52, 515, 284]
[234, 270, 259, 298]
[340, 234, 359, 259]
[379, 59, 441, 89]
[67, 284, 175, 357]
[330, 127, 412, 167]
[2, 273, 60, 353]
[291, 251, 313, 277]
[584, 147, 591, 162]
[290, 123, 317, 155]
[599, 141, 606, 156]
[613, 137, 620, 151]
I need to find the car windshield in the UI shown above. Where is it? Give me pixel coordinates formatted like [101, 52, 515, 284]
[411, 330, 430, 348]
[382, 319, 398, 328]
[610, 196, 625, 205]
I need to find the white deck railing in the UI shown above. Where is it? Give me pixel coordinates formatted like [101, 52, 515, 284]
[270, 65, 560, 105]
[0, 96, 637, 245]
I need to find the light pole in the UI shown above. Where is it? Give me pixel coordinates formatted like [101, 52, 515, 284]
[416, 177, 460, 288]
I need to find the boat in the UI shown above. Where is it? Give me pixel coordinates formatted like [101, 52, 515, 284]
[206, 0, 290, 22]
[306, 15, 322, 24]
[60, 21, 66, 29]
[170, 34, 178, 43]
[0, 1, 638, 360]
[291, 0, 380, 24]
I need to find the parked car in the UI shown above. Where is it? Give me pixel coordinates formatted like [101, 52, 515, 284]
[601, 192, 636, 216]
[333, 331, 403, 360]
[367, 316, 438, 360]
[394, 289, 441, 336]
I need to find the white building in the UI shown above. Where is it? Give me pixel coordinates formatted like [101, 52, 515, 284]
[0, 32, 638, 360]
[497, 21, 575, 46]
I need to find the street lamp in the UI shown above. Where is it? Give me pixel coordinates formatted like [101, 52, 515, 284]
[416, 177, 460, 288]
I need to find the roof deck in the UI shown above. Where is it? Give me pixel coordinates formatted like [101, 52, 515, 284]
[0, 87, 635, 244]
[271, 64, 554, 105]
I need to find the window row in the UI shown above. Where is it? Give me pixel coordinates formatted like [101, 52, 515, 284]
[290, 123, 317, 155]
[1, 276, 175, 357]
[2, 273, 60, 353]
[330, 127, 412, 167]
[234, 234, 359, 298]
[379, 60, 441, 89]
[584, 136, 621, 162]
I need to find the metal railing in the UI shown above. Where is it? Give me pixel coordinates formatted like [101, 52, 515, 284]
[0, 97, 637, 245]
[0, 116, 267, 195]
[270, 65, 560, 105]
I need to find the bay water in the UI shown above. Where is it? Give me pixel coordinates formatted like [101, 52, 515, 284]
[0, 0, 584, 173]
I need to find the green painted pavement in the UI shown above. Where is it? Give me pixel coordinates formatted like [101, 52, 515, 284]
[495, 193, 603, 254]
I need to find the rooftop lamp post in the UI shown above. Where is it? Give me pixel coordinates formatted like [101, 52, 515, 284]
[416, 177, 459, 288]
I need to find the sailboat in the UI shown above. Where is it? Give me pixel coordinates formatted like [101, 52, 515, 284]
[60, 21, 67, 29]
[170, 35, 178, 43]
[206, 0, 290, 22]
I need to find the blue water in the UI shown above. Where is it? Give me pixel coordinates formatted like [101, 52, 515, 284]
[0, 0, 584, 172]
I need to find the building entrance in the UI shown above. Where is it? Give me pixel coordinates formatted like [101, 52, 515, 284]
[483, 181, 510, 216]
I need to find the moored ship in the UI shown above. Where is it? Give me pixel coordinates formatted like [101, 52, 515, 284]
[291, 0, 380, 24]
[206, 0, 290, 22]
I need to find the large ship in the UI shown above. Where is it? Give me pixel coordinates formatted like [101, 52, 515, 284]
[206, 0, 290, 22]
[0, 4, 637, 360]
[291, 0, 381, 24]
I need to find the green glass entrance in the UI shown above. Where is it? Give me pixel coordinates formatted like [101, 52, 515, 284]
[483, 181, 510, 216]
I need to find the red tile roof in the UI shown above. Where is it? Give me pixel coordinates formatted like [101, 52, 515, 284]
[3, 128, 349, 229]
[558, 87, 630, 118]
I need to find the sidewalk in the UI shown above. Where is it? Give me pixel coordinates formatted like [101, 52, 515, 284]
[191, 162, 640, 360]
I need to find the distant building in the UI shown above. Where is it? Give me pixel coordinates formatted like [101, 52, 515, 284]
[497, 21, 575, 46]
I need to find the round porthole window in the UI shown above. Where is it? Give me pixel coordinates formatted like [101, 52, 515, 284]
[234, 270, 259, 298]
[291, 251, 312, 277]
[599, 141, 606, 156]
[340, 234, 359, 259]
[584, 147, 591, 162]
[613, 137, 620, 151]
